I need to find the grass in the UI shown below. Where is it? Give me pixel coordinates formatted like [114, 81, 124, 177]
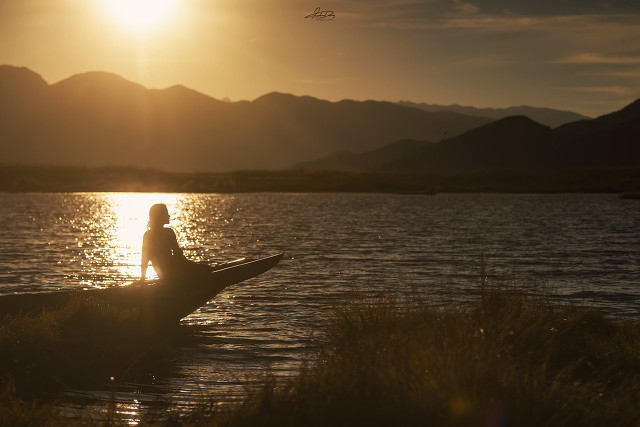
[1, 285, 640, 425]
[178, 288, 640, 426]
[0, 295, 146, 397]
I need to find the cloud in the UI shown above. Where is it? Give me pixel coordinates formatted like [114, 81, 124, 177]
[341, 0, 640, 30]
[568, 86, 635, 95]
[556, 53, 640, 65]
[453, 0, 640, 16]
[600, 68, 640, 79]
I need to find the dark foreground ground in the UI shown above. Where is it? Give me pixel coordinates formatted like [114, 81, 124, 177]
[2, 282, 639, 426]
[2, 164, 640, 194]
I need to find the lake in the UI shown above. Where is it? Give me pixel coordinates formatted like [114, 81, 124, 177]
[0, 192, 638, 421]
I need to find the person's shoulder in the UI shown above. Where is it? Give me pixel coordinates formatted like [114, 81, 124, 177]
[162, 227, 178, 237]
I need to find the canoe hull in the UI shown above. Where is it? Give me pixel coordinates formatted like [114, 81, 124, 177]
[0, 253, 284, 325]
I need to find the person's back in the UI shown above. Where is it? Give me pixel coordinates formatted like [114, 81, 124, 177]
[141, 203, 211, 282]
[141, 204, 186, 281]
[142, 226, 185, 280]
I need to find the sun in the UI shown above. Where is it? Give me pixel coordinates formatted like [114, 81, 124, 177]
[101, 0, 178, 33]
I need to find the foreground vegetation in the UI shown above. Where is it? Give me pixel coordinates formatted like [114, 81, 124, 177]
[191, 289, 640, 427]
[2, 163, 640, 193]
[0, 295, 183, 425]
[2, 286, 640, 425]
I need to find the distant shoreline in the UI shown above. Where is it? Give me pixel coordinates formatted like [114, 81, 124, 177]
[1, 164, 639, 194]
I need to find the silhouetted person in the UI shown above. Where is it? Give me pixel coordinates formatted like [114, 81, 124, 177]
[141, 203, 210, 282]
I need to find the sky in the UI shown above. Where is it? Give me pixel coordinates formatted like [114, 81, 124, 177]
[1, 0, 640, 117]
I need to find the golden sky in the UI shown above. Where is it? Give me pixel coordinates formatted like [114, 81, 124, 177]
[2, 0, 640, 116]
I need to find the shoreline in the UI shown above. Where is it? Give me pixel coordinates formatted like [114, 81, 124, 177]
[1, 164, 639, 194]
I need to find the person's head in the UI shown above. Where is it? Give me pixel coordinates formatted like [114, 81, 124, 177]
[149, 203, 170, 228]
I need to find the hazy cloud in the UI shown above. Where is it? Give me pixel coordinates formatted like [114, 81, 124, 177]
[341, 0, 640, 28]
[557, 53, 640, 65]
[360, 0, 640, 18]
[601, 68, 640, 79]
[462, 0, 640, 16]
[570, 86, 635, 95]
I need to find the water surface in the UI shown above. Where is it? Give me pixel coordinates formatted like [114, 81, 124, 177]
[1, 193, 638, 419]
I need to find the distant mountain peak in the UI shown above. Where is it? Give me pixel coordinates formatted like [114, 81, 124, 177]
[464, 115, 551, 135]
[0, 64, 49, 92]
[157, 84, 221, 103]
[0, 64, 47, 81]
[492, 114, 538, 124]
[593, 97, 640, 124]
[252, 92, 322, 104]
[51, 71, 147, 92]
[163, 83, 191, 92]
[616, 98, 640, 115]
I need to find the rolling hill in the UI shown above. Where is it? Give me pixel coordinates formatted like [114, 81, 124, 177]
[297, 101, 640, 172]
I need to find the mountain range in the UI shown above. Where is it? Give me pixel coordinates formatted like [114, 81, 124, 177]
[296, 100, 640, 172]
[0, 65, 605, 173]
[0, 65, 493, 172]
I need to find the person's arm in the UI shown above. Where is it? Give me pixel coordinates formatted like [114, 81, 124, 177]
[141, 232, 150, 280]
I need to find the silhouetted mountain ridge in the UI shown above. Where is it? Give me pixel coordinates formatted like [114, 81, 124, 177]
[298, 107, 640, 172]
[386, 116, 552, 172]
[398, 100, 590, 128]
[0, 66, 48, 95]
[553, 97, 640, 142]
[295, 139, 432, 171]
[0, 65, 492, 171]
[3, 65, 634, 174]
[51, 71, 147, 93]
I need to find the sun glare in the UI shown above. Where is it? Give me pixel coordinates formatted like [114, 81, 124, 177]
[101, 0, 177, 33]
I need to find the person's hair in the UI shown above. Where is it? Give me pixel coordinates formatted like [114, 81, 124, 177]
[149, 203, 169, 227]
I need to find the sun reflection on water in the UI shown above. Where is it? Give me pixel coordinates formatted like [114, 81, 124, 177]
[93, 193, 183, 287]
[119, 399, 142, 426]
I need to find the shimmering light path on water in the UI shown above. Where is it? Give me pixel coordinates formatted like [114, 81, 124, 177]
[1, 193, 638, 420]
